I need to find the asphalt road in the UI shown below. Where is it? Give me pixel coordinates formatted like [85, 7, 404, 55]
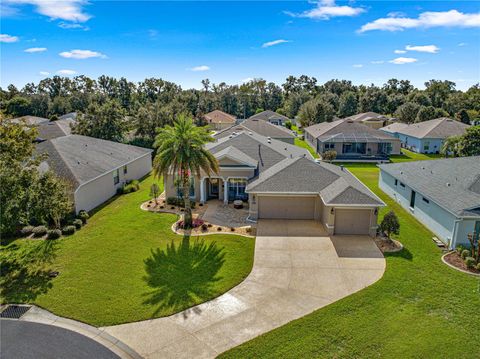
[0, 319, 120, 359]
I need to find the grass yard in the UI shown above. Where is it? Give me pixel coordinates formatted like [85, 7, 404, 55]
[391, 148, 443, 162]
[0, 175, 255, 327]
[221, 163, 480, 358]
[294, 137, 319, 158]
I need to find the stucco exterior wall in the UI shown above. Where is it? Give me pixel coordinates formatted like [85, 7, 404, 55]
[455, 219, 480, 248]
[398, 135, 443, 154]
[74, 153, 152, 213]
[379, 170, 461, 246]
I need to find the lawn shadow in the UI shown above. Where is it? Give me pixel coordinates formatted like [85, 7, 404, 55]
[1, 240, 59, 303]
[142, 235, 225, 318]
[384, 246, 413, 261]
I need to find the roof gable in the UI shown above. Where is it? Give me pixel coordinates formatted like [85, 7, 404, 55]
[214, 146, 258, 167]
[204, 110, 236, 124]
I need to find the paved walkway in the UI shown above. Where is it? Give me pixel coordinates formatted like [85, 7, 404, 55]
[104, 220, 385, 359]
[200, 200, 249, 228]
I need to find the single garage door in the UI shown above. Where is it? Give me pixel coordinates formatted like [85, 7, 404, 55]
[258, 196, 316, 219]
[334, 209, 371, 235]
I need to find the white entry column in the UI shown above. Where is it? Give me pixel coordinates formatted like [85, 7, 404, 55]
[200, 177, 206, 203]
[223, 178, 228, 204]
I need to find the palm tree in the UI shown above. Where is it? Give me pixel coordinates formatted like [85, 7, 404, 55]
[153, 114, 218, 228]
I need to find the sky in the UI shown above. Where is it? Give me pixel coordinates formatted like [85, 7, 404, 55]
[1, 1, 479, 90]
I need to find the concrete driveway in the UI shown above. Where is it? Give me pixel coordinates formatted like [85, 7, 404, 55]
[104, 220, 385, 359]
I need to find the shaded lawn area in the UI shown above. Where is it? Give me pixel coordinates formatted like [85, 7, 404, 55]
[0, 175, 255, 327]
[390, 148, 443, 162]
[221, 164, 480, 358]
[294, 138, 319, 158]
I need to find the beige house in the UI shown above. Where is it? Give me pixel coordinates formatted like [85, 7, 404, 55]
[344, 112, 389, 129]
[164, 131, 384, 236]
[37, 135, 152, 213]
[248, 110, 290, 126]
[304, 119, 401, 162]
[204, 110, 236, 130]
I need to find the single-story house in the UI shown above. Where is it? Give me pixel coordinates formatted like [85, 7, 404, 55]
[379, 122, 409, 139]
[214, 118, 296, 144]
[36, 135, 152, 213]
[380, 118, 470, 154]
[379, 157, 480, 249]
[344, 112, 389, 129]
[304, 120, 401, 162]
[248, 110, 290, 126]
[36, 118, 76, 140]
[164, 130, 384, 236]
[204, 110, 236, 130]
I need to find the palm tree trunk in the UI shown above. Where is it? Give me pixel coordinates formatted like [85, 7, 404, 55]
[182, 174, 193, 228]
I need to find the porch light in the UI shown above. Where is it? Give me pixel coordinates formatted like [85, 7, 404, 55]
[374, 208, 378, 215]
[330, 208, 334, 215]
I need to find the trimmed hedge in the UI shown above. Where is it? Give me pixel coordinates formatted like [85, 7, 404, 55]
[20, 225, 34, 237]
[78, 210, 89, 224]
[464, 257, 476, 269]
[62, 225, 76, 235]
[72, 219, 83, 229]
[32, 225, 48, 237]
[47, 229, 62, 240]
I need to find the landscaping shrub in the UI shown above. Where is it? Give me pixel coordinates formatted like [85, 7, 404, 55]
[122, 184, 138, 194]
[166, 197, 196, 208]
[20, 225, 34, 236]
[78, 210, 89, 224]
[477, 263, 480, 271]
[461, 249, 470, 259]
[47, 229, 62, 240]
[129, 179, 140, 189]
[230, 227, 235, 232]
[32, 225, 48, 237]
[217, 227, 222, 231]
[456, 245, 465, 255]
[464, 257, 476, 269]
[72, 219, 83, 229]
[177, 218, 204, 229]
[201, 223, 208, 232]
[62, 225, 76, 235]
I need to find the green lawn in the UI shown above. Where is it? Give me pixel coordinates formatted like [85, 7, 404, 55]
[294, 137, 319, 158]
[221, 164, 479, 358]
[391, 148, 443, 162]
[0, 175, 255, 327]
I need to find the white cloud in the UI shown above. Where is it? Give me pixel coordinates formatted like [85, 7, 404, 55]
[371, 60, 384, 64]
[58, 22, 89, 30]
[286, 0, 365, 20]
[405, 44, 440, 53]
[39, 71, 50, 76]
[352, 64, 363, 68]
[389, 57, 418, 65]
[0, 34, 19, 43]
[24, 47, 47, 53]
[57, 69, 76, 75]
[261, 39, 291, 48]
[394, 49, 407, 54]
[59, 49, 107, 59]
[359, 9, 480, 32]
[458, 42, 467, 46]
[189, 65, 210, 72]
[5, 0, 91, 22]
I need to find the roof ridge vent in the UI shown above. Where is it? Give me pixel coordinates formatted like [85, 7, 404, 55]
[446, 182, 451, 187]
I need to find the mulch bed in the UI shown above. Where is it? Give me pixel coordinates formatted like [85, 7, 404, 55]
[443, 251, 480, 275]
[374, 237, 403, 253]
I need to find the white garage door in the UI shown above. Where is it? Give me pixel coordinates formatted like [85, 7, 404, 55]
[334, 209, 371, 235]
[258, 196, 316, 219]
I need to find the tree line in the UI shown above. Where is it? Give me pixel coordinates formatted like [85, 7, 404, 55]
[1, 76, 479, 147]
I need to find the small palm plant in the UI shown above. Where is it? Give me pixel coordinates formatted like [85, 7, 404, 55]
[153, 114, 218, 228]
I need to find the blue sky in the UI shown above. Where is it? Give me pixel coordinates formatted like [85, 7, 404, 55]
[1, 1, 479, 90]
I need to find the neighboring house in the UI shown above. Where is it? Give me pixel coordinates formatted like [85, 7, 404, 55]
[11, 115, 50, 126]
[248, 110, 290, 126]
[36, 118, 76, 140]
[304, 120, 401, 162]
[380, 118, 470, 154]
[59, 112, 77, 121]
[204, 110, 236, 130]
[379, 157, 480, 249]
[36, 135, 152, 213]
[164, 131, 384, 236]
[213, 118, 296, 144]
[379, 122, 409, 139]
[343, 112, 389, 129]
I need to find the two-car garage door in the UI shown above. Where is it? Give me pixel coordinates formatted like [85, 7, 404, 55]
[258, 196, 316, 220]
[334, 209, 371, 235]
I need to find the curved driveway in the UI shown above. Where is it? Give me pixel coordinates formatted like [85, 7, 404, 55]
[1, 319, 120, 359]
[105, 220, 385, 359]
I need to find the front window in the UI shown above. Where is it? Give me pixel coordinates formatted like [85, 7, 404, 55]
[342, 142, 366, 154]
[379, 142, 392, 154]
[423, 141, 430, 151]
[228, 178, 247, 201]
[123, 165, 128, 174]
[175, 176, 195, 198]
[113, 169, 120, 185]
[324, 142, 335, 150]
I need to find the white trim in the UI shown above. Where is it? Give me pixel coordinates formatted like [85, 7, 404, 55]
[73, 152, 152, 196]
[216, 153, 257, 168]
[219, 166, 256, 171]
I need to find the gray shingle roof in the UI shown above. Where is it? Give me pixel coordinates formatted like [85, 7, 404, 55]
[11, 116, 50, 126]
[248, 110, 289, 122]
[246, 157, 384, 206]
[214, 118, 295, 140]
[206, 131, 309, 175]
[345, 112, 387, 122]
[379, 156, 480, 218]
[36, 135, 152, 188]
[380, 122, 409, 134]
[383, 118, 469, 139]
[304, 120, 399, 143]
[214, 146, 258, 167]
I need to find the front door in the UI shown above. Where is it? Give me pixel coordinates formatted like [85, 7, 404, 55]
[410, 190, 416, 208]
[209, 178, 219, 198]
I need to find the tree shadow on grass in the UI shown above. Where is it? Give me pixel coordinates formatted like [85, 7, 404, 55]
[1, 240, 59, 303]
[142, 235, 225, 318]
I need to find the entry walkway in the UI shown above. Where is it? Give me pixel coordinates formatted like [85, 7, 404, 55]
[104, 220, 385, 359]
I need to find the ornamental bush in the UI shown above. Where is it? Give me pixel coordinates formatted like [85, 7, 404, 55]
[464, 257, 476, 269]
[72, 219, 83, 229]
[32, 225, 48, 237]
[20, 225, 34, 236]
[78, 210, 89, 224]
[461, 249, 470, 260]
[47, 229, 62, 240]
[62, 225, 76, 235]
